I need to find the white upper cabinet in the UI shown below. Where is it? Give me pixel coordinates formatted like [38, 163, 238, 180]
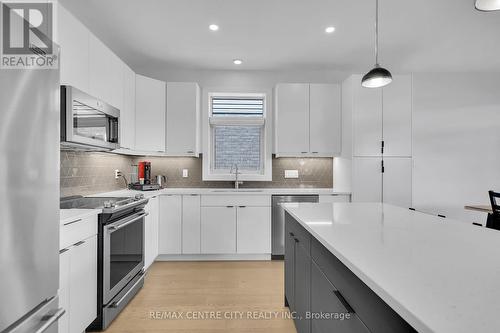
[353, 83, 383, 157]
[57, 4, 90, 93]
[88, 34, 113, 105]
[309, 84, 341, 155]
[121, 65, 136, 150]
[382, 75, 412, 157]
[275, 84, 310, 155]
[275, 83, 341, 157]
[135, 74, 166, 152]
[88, 34, 124, 110]
[166, 82, 201, 156]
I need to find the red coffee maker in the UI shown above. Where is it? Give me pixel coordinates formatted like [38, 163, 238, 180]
[138, 161, 151, 184]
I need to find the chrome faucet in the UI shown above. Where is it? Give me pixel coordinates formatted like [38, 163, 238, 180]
[230, 164, 243, 189]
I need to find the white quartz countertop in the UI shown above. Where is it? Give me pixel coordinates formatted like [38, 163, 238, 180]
[60, 208, 99, 225]
[282, 202, 500, 333]
[89, 187, 351, 198]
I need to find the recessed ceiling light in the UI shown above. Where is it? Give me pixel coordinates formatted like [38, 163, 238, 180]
[209, 24, 219, 31]
[325, 26, 335, 33]
[233, 59, 243, 65]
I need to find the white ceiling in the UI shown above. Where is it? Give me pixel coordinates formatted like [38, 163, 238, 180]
[59, 0, 500, 73]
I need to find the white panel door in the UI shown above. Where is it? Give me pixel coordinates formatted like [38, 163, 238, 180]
[201, 206, 236, 254]
[182, 195, 201, 254]
[158, 195, 182, 254]
[236, 206, 271, 254]
[309, 84, 341, 155]
[353, 86, 383, 157]
[383, 75, 412, 157]
[58, 249, 70, 333]
[69, 235, 97, 333]
[166, 82, 200, 156]
[383, 157, 413, 208]
[135, 74, 166, 152]
[275, 84, 309, 155]
[88, 34, 113, 105]
[145, 196, 159, 268]
[57, 4, 89, 93]
[121, 65, 136, 150]
[352, 157, 382, 202]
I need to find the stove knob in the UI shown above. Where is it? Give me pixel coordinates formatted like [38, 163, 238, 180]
[104, 201, 116, 208]
[135, 194, 144, 200]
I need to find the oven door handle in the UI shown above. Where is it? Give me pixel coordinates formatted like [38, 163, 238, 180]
[110, 272, 145, 308]
[107, 212, 148, 232]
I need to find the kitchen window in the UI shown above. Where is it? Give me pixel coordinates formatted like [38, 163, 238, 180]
[204, 92, 271, 181]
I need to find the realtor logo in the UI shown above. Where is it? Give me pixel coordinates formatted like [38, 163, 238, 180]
[1, 1, 58, 69]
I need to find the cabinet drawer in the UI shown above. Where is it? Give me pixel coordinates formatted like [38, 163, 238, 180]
[285, 212, 310, 253]
[201, 195, 270, 207]
[311, 238, 416, 333]
[311, 261, 370, 333]
[60, 214, 98, 250]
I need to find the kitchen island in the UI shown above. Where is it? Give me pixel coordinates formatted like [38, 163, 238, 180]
[282, 202, 500, 333]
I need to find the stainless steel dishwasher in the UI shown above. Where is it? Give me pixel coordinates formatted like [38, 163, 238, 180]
[271, 195, 319, 259]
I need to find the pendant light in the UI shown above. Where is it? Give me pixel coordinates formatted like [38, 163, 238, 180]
[475, 0, 500, 11]
[361, 0, 392, 88]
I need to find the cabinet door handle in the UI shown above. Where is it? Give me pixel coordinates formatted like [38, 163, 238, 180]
[301, 152, 307, 154]
[186, 150, 194, 153]
[73, 240, 85, 247]
[63, 218, 81, 226]
[59, 248, 70, 254]
[333, 290, 355, 314]
[289, 232, 295, 237]
[294, 238, 299, 243]
[312, 152, 319, 154]
[238, 206, 246, 208]
[226, 206, 234, 208]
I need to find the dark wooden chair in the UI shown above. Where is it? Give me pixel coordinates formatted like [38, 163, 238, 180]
[486, 191, 500, 230]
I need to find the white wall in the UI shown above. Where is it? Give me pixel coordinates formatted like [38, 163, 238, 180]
[412, 73, 500, 224]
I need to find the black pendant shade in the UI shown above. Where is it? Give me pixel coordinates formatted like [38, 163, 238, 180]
[361, 65, 393, 88]
[362, 0, 392, 88]
[475, 0, 500, 11]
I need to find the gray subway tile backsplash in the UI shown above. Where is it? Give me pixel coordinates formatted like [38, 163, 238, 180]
[60, 151, 333, 197]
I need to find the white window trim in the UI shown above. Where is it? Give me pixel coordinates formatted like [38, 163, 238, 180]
[203, 90, 272, 181]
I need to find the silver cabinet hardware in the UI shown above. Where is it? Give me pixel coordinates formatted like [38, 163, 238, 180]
[63, 219, 81, 226]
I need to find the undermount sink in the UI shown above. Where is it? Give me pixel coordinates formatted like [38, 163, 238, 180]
[210, 189, 264, 193]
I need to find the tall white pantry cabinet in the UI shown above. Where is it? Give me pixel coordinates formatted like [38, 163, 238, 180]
[345, 74, 413, 208]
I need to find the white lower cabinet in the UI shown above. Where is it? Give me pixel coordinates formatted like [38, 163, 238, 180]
[236, 206, 271, 254]
[158, 195, 182, 254]
[182, 195, 201, 254]
[201, 206, 237, 254]
[144, 196, 159, 269]
[59, 235, 97, 333]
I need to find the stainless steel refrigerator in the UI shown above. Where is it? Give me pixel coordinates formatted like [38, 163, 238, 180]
[0, 53, 62, 332]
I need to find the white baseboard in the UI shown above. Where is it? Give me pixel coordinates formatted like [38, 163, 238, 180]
[155, 254, 271, 261]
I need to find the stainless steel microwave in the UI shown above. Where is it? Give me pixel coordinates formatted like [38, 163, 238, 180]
[61, 86, 120, 150]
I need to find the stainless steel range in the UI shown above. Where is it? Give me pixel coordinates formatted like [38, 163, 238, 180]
[60, 194, 149, 330]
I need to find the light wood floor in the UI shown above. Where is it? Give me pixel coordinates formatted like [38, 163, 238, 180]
[103, 261, 297, 333]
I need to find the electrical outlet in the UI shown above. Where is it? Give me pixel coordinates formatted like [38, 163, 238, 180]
[182, 169, 189, 178]
[114, 169, 120, 179]
[285, 170, 299, 179]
